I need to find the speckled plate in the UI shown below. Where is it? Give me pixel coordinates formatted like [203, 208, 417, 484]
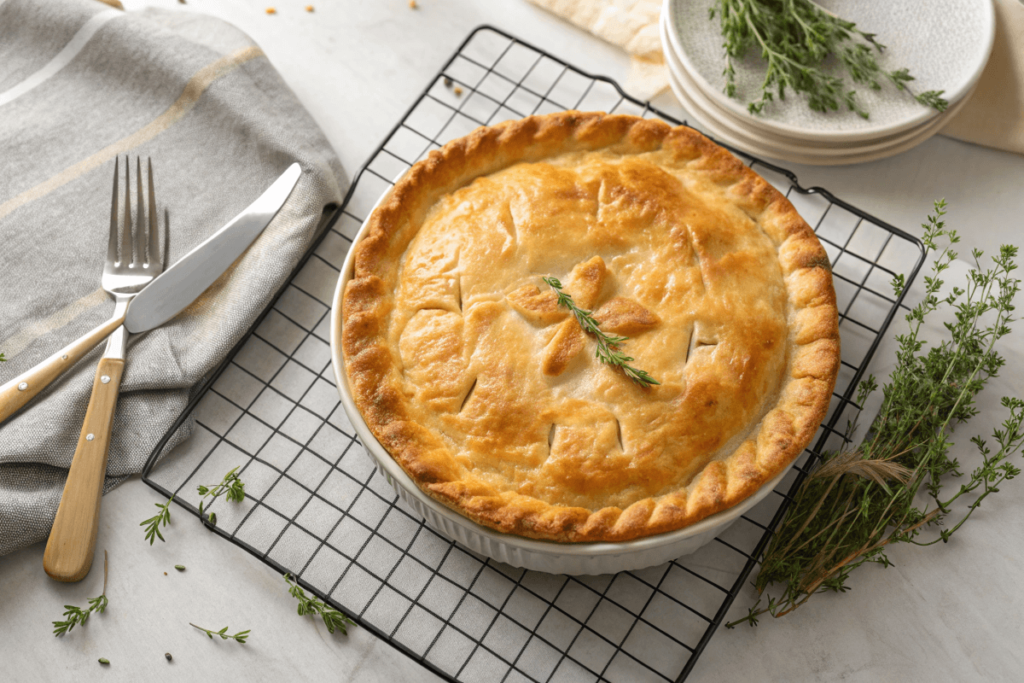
[661, 14, 978, 165]
[664, 0, 995, 142]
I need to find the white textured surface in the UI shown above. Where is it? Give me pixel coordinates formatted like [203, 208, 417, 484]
[2, 1, 1024, 682]
[668, 0, 994, 137]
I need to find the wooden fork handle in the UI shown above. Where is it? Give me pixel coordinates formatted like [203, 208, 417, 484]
[43, 357, 125, 582]
[0, 312, 125, 425]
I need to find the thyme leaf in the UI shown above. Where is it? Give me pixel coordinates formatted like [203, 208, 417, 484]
[190, 623, 250, 643]
[196, 466, 246, 522]
[141, 467, 245, 543]
[53, 550, 109, 637]
[729, 201, 1022, 627]
[285, 573, 354, 635]
[709, 0, 948, 118]
[543, 277, 660, 388]
[141, 496, 173, 545]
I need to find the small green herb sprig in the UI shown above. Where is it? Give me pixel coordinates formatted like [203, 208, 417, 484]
[729, 201, 1022, 627]
[190, 623, 250, 643]
[141, 467, 245, 543]
[197, 466, 246, 524]
[543, 277, 660, 388]
[53, 550, 109, 637]
[709, 0, 948, 118]
[285, 573, 354, 635]
[141, 496, 174, 545]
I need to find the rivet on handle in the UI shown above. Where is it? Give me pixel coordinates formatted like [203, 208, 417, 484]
[18, 382, 27, 391]
[86, 434, 95, 442]
[62, 355, 68, 361]
[101, 376, 110, 384]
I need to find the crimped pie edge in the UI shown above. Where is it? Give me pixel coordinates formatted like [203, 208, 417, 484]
[342, 111, 840, 543]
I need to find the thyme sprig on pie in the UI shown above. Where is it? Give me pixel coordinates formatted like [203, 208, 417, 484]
[543, 276, 659, 388]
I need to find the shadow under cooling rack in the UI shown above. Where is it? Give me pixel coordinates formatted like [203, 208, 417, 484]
[143, 25, 926, 683]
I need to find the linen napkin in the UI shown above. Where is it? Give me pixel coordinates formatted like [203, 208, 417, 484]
[0, 0, 345, 556]
[527, 0, 1024, 156]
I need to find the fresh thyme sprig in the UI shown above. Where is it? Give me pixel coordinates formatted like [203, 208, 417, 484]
[53, 550, 109, 637]
[141, 496, 174, 545]
[543, 277, 660, 388]
[190, 623, 250, 643]
[728, 201, 1022, 627]
[285, 573, 354, 635]
[197, 466, 246, 523]
[710, 0, 948, 118]
[141, 467, 245, 543]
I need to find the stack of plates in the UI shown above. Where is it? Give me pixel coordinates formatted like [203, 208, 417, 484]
[660, 0, 996, 165]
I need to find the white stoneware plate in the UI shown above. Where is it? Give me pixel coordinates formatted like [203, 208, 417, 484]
[331, 189, 795, 575]
[661, 16, 978, 165]
[661, 16, 975, 156]
[666, 60, 976, 165]
[664, 0, 995, 142]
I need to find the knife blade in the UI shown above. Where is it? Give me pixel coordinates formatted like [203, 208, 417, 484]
[0, 163, 301, 426]
[124, 162, 301, 333]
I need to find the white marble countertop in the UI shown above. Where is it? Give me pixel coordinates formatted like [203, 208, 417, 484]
[2, 1, 1023, 681]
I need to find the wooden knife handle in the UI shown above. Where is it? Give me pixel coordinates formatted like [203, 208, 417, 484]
[0, 313, 124, 425]
[43, 357, 125, 583]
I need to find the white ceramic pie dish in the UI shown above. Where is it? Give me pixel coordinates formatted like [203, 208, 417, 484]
[330, 189, 794, 575]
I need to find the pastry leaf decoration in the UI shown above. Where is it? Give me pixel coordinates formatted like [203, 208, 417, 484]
[543, 277, 660, 388]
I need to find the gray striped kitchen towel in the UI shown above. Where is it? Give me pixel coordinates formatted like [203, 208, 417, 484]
[0, 0, 346, 556]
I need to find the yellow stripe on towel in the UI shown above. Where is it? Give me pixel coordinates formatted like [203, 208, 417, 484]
[0, 45, 265, 223]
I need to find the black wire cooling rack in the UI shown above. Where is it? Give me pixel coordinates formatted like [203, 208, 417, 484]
[143, 25, 926, 683]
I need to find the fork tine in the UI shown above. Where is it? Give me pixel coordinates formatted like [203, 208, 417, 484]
[107, 157, 119, 265]
[120, 155, 131, 266]
[147, 158, 159, 268]
[136, 156, 144, 267]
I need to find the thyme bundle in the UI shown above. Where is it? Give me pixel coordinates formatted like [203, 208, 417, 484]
[709, 0, 948, 118]
[731, 201, 1022, 626]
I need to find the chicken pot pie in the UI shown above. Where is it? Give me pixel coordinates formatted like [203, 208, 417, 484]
[342, 112, 839, 542]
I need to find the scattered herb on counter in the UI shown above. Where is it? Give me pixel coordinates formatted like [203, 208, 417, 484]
[190, 623, 250, 643]
[0, 352, 5, 362]
[53, 550, 109, 637]
[543, 276, 661, 388]
[729, 201, 1022, 627]
[98, 658, 109, 666]
[174, 565, 186, 571]
[141, 496, 174, 545]
[196, 466, 246, 521]
[141, 467, 245, 543]
[285, 573, 354, 635]
[709, 0, 948, 118]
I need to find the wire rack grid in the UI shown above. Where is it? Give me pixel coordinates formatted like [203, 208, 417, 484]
[143, 26, 926, 683]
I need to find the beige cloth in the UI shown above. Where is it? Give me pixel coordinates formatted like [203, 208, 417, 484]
[941, 0, 1024, 155]
[526, 0, 669, 100]
[528, 0, 1024, 156]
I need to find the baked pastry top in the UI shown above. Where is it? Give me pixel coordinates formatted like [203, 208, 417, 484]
[343, 112, 839, 542]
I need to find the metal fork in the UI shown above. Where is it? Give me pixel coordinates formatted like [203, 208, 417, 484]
[42, 157, 165, 582]
[0, 158, 164, 424]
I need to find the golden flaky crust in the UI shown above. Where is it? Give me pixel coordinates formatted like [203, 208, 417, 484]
[342, 112, 839, 543]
